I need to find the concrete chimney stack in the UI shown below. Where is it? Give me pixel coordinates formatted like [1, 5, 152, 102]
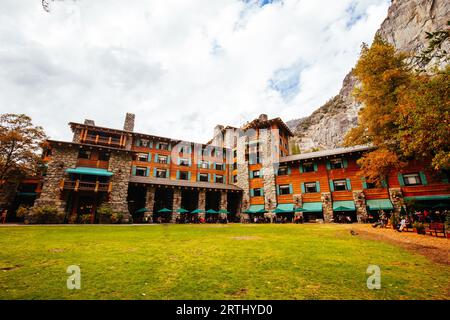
[84, 119, 95, 126]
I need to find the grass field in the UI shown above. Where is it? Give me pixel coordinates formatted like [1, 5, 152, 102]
[0, 224, 448, 300]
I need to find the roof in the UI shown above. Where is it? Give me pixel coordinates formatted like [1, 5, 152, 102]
[243, 117, 294, 136]
[129, 176, 242, 191]
[47, 139, 135, 153]
[280, 145, 373, 163]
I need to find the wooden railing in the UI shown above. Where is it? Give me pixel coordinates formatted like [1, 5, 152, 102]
[83, 134, 122, 147]
[76, 159, 109, 169]
[60, 179, 112, 193]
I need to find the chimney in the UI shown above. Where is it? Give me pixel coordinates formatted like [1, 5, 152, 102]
[84, 119, 95, 126]
[214, 124, 224, 137]
[258, 114, 268, 122]
[123, 113, 135, 132]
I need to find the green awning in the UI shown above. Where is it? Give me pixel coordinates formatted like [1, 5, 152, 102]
[191, 209, 204, 214]
[276, 203, 294, 212]
[16, 192, 38, 197]
[157, 208, 172, 213]
[366, 199, 394, 211]
[333, 201, 355, 212]
[404, 195, 450, 201]
[245, 205, 265, 214]
[218, 209, 230, 214]
[135, 208, 150, 214]
[206, 209, 219, 214]
[302, 202, 323, 212]
[176, 208, 189, 213]
[66, 167, 113, 176]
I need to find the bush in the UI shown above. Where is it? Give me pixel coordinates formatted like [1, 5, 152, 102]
[79, 214, 92, 224]
[27, 205, 64, 224]
[16, 206, 29, 219]
[413, 221, 425, 234]
[390, 213, 399, 230]
[97, 204, 123, 224]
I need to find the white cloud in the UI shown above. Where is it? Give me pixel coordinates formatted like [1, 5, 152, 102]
[0, 0, 390, 142]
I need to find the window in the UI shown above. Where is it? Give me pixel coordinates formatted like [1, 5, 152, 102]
[333, 179, 347, 191]
[199, 173, 209, 182]
[135, 167, 147, 177]
[330, 159, 343, 169]
[179, 158, 190, 166]
[215, 175, 224, 183]
[305, 182, 317, 193]
[155, 169, 167, 178]
[78, 149, 91, 159]
[278, 166, 289, 175]
[215, 163, 224, 170]
[98, 151, 110, 161]
[233, 162, 237, 170]
[137, 153, 148, 162]
[253, 188, 263, 197]
[279, 185, 291, 195]
[233, 150, 237, 158]
[199, 160, 209, 169]
[302, 162, 315, 173]
[159, 142, 169, 150]
[403, 173, 421, 186]
[138, 139, 149, 147]
[365, 182, 376, 189]
[233, 175, 237, 183]
[178, 171, 189, 180]
[157, 155, 168, 164]
[252, 170, 260, 178]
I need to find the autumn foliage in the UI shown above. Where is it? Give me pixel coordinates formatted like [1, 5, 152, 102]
[344, 35, 450, 185]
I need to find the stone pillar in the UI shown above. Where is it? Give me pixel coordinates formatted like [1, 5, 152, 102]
[293, 193, 303, 219]
[198, 190, 206, 220]
[145, 186, 156, 223]
[260, 128, 278, 213]
[33, 145, 78, 215]
[236, 135, 250, 220]
[321, 192, 333, 223]
[220, 191, 228, 220]
[172, 188, 182, 223]
[107, 151, 132, 222]
[123, 113, 135, 132]
[352, 190, 368, 223]
[389, 188, 404, 214]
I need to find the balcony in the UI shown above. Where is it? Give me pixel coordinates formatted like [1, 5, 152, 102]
[76, 158, 109, 169]
[60, 179, 112, 193]
[83, 134, 122, 148]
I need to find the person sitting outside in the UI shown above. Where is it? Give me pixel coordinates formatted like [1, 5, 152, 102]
[397, 217, 407, 232]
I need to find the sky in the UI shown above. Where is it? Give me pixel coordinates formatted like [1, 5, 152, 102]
[0, 0, 390, 143]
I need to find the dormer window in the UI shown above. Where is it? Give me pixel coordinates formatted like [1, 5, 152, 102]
[330, 158, 343, 169]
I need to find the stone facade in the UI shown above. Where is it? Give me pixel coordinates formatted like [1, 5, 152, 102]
[145, 186, 156, 222]
[260, 128, 278, 212]
[389, 187, 404, 214]
[235, 134, 250, 219]
[107, 151, 132, 221]
[33, 145, 79, 214]
[220, 191, 227, 219]
[321, 192, 333, 222]
[293, 193, 303, 218]
[352, 190, 368, 222]
[172, 188, 182, 222]
[198, 190, 206, 220]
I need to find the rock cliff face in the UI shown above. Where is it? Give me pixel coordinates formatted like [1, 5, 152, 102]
[290, 0, 449, 152]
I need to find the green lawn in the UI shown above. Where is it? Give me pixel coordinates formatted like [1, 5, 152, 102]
[0, 224, 448, 300]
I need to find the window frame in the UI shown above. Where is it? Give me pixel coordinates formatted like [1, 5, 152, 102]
[403, 173, 422, 186]
[333, 179, 347, 191]
[304, 182, 317, 193]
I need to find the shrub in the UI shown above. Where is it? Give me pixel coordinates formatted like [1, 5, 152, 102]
[111, 212, 123, 224]
[79, 214, 92, 224]
[413, 222, 426, 234]
[27, 205, 64, 224]
[97, 204, 124, 224]
[16, 206, 29, 219]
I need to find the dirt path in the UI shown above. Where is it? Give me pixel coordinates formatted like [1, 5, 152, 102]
[342, 224, 449, 265]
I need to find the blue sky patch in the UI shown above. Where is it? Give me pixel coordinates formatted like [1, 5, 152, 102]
[268, 62, 304, 102]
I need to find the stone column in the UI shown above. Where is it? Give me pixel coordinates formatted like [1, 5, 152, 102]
[107, 152, 132, 222]
[145, 186, 156, 223]
[321, 192, 333, 223]
[293, 193, 303, 219]
[389, 188, 404, 214]
[352, 190, 368, 223]
[236, 135, 250, 220]
[172, 188, 182, 223]
[260, 128, 278, 213]
[198, 189, 206, 220]
[220, 191, 228, 220]
[33, 145, 78, 215]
